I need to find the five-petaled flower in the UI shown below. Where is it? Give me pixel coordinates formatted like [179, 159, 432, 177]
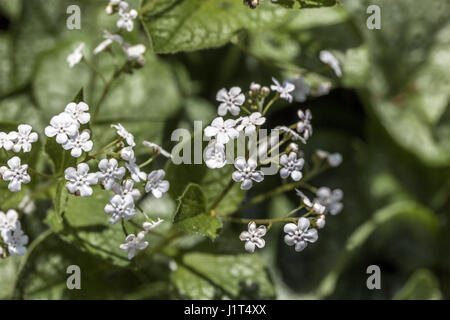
[270, 77, 295, 103]
[64, 102, 91, 124]
[283, 217, 318, 252]
[216, 87, 245, 116]
[315, 187, 343, 215]
[280, 152, 304, 181]
[236, 112, 266, 135]
[232, 157, 264, 190]
[239, 221, 266, 253]
[111, 123, 135, 146]
[145, 169, 170, 198]
[97, 158, 126, 190]
[2, 226, 28, 256]
[0, 132, 14, 151]
[45, 113, 79, 144]
[104, 194, 136, 224]
[125, 160, 147, 183]
[0, 209, 19, 234]
[1, 156, 30, 192]
[119, 231, 148, 260]
[117, 2, 138, 32]
[8, 124, 38, 153]
[62, 130, 93, 158]
[296, 109, 313, 141]
[65, 163, 98, 197]
[204, 117, 239, 145]
[205, 140, 226, 169]
[112, 179, 141, 202]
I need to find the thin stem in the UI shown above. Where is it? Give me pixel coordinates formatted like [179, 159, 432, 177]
[262, 93, 279, 116]
[139, 153, 158, 168]
[139, 0, 160, 14]
[82, 58, 107, 84]
[221, 216, 298, 225]
[121, 219, 129, 236]
[209, 178, 235, 212]
[28, 168, 54, 179]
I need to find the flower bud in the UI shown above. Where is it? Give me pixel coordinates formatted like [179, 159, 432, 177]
[261, 86, 270, 96]
[316, 215, 326, 229]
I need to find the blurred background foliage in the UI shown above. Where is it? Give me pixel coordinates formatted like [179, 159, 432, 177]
[0, 0, 449, 299]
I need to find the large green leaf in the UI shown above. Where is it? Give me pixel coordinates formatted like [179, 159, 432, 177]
[394, 269, 442, 300]
[172, 252, 275, 299]
[142, 0, 292, 53]
[173, 184, 222, 240]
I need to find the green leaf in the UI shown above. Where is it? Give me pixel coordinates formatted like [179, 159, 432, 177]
[73, 88, 84, 103]
[274, 0, 338, 9]
[173, 184, 222, 240]
[143, 0, 292, 53]
[394, 269, 442, 300]
[46, 187, 135, 266]
[172, 252, 275, 299]
[45, 138, 76, 175]
[53, 179, 68, 223]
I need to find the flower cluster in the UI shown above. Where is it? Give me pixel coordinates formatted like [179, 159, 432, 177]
[0, 210, 28, 256]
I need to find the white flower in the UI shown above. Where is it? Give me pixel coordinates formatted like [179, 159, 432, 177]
[105, 194, 136, 224]
[316, 82, 331, 96]
[236, 112, 266, 135]
[64, 163, 98, 197]
[250, 82, 261, 92]
[105, 0, 121, 15]
[111, 123, 135, 146]
[216, 87, 245, 116]
[232, 157, 264, 190]
[93, 31, 124, 54]
[2, 226, 28, 256]
[283, 217, 318, 252]
[1, 157, 30, 192]
[119, 231, 148, 260]
[97, 158, 126, 190]
[316, 215, 326, 229]
[296, 109, 313, 141]
[315, 187, 343, 215]
[142, 141, 172, 158]
[143, 218, 164, 232]
[18, 194, 35, 215]
[295, 189, 326, 214]
[205, 140, 226, 169]
[319, 50, 342, 78]
[117, 2, 138, 32]
[120, 146, 135, 161]
[112, 179, 141, 201]
[45, 113, 79, 144]
[280, 152, 304, 181]
[64, 102, 91, 124]
[204, 117, 239, 145]
[124, 44, 146, 66]
[8, 124, 38, 153]
[292, 76, 311, 102]
[270, 77, 295, 103]
[66, 43, 85, 68]
[0, 210, 19, 234]
[145, 169, 169, 198]
[0, 132, 14, 151]
[125, 160, 147, 182]
[327, 153, 343, 167]
[62, 130, 93, 158]
[239, 222, 266, 253]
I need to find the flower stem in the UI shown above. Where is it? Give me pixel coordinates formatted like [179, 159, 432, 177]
[82, 58, 107, 84]
[28, 168, 54, 179]
[209, 178, 235, 212]
[262, 93, 279, 116]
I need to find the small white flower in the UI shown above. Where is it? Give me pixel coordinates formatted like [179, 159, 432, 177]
[142, 141, 172, 158]
[120, 146, 135, 161]
[64, 163, 98, 197]
[111, 123, 135, 146]
[327, 153, 343, 167]
[0, 209, 19, 234]
[283, 217, 318, 252]
[45, 113, 79, 144]
[315, 187, 343, 215]
[124, 44, 146, 66]
[295, 189, 326, 214]
[1, 157, 30, 192]
[64, 102, 91, 124]
[93, 30, 124, 54]
[216, 87, 245, 116]
[232, 157, 264, 190]
[315, 149, 330, 159]
[66, 43, 85, 68]
[117, 2, 138, 32]
[319, 50, 342, 78]
[119, 231, 148, 260]
[97, 158, 126, 190]
[145, 169, 169, 198]
[250, 82, 261, 92]
[62, 130, 93, 158]
[280, 152, 304, 181]
[270, 77, 295, 103]
[0, 132, 14, 151]
[205, 140, 226, 169]
[112, 179, 141, 202]
[239, 222, 266, 253]
[292, 76, 311, 102]
[288, 142, 299, 153]
[105, 194, 136, 224]
[8, 124, 38, 153]
[143, 218, 164, 232]
[236, 112, 266, 135]
[316, 82, 331, 96]
[2, 225, 28, 256]
[125, 160, 147, 182]
[316, 215, 326, 229]
[18, 194, 35, 215]
[204, 117, 239, 145]
[296, 109, 313, 141]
